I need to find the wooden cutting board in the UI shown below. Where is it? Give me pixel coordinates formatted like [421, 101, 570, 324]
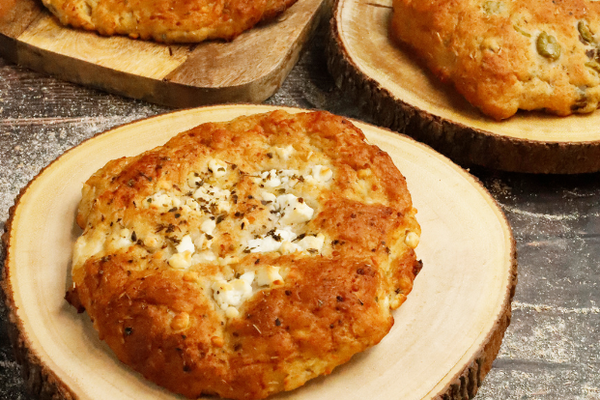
[1, 105, 517, 400]
[327, 0, 600, 173]
[0, 0, 327, 106]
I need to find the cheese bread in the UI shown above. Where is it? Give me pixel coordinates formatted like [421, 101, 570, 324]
[42, 0, 297, 43]
[391, 0, 600, 120]
[67, 110, 422, 399]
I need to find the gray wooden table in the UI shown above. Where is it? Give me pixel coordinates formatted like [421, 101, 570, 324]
[1, 24, 600, 400]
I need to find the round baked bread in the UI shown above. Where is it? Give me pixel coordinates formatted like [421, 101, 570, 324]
[67, 110, 422, 399]
[391, 0, 600, 120]
[41, 0, 297, 43]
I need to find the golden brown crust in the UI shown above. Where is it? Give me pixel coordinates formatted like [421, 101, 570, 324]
[68, 110, 421, 399]
[41, 0, 298, 43]
[391, 0, 600, 120]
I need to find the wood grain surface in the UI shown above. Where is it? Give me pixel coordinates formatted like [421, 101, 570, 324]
[326, 0, 600, 173]
[2, 22, 600, 400]
[1, 105, 515, 400]
[0, 0, 327, 107]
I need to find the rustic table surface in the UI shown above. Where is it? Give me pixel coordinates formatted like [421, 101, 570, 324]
[1, 23, 600, 400]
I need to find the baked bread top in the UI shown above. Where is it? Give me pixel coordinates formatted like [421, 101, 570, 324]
[391, 0, 600, 120]
[42, 0, 297, 43]
[67, 110, 422, 400]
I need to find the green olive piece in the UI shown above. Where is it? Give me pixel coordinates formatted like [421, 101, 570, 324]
[513, 24, 531, 37]
[537, 32, 561, 61]
[585, 60, 600, 74]
[578, 21, 595, 43]
[483, 0, 502, 14]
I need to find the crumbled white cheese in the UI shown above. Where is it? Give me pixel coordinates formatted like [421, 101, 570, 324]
[277, 234, 324, 255]
[145, 191, 181, 210]
[297, 233, 325, 252]
[261, 170, 282, 188]
[192, 234, 206, 251]
[217, 200, 231, 213]
[311, 165, 333, 183]
[248, 236, 282, 253]
[275, 145, 295, 160]
[248, 228, 299, 253]
[256, 169, 301, 190]
[225, 307, 240, 318]
[405, 232, 420, 249]
[280, 169, 298, 177]
[209, 159, 228, 178]
[239, 271, 255, 285]
[114, 228, 133, 249]
[257, 266, 283, 286]
[184, 197, 200, 212]
[201, 219, 216, 235]
[194, 185, 231, 204]
[279, 241, 300, 254]
[277, 194, 314, 224]
[72, 233, 104, 267]
[259, 191, 277, 203]
[212, 271, 255, 310]
[279, 169, 300, 188]
[276, 227, 296, 242]
[187, 173, 204, 188]
[193, 250, 217, 264]
[176, 234, 195, 254]
[143, 234, 161, 250]
[168, 252, 192, 269]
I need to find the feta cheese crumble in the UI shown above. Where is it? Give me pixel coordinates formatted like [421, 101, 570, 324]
[212, 271, 255, 310]
[277, 194, 314, 225]
[275, 145, 294, 160]
[256, 266, 283, 286]
[131, 158, 333, 315]
[176, 234, 195, 254]
[208, 159, 228, 178]
[144, 191, 182, 210]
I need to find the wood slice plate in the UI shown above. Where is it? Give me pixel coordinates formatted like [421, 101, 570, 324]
[0, 0, 327, 107]
[326, 0, 600, 173]
[1, 105, 516, 400]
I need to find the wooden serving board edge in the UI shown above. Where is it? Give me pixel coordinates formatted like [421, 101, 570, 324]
[325, 0, 600, 174]
[423, 199, 517, 400]
[1, 170, 78, 400]
[0, 0, 329, 107]
[1, 35, 291, 107]
[0, 104, 518, 400]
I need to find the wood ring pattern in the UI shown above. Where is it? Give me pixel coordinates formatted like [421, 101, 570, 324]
[1, 105, 517, 400]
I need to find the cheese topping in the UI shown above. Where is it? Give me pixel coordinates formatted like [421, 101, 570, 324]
[275, 145, 295, 160]
[168, 252, 193, 269]
[211, 265, 286, 316]
[193, 185, 231, 204]
[145, 191, 182, 211]
[169, 234, 196, 269]
[248, 230, 324, 255]
[248, 227, 295, 253]
[405, 231, 420, 249]
[78, 156, 336, 317]
[256, 266, 283, 286]
[114, 228, 134, 249]
[212, 271, 255, 310]
[277, 194, 314, 225]
[176, 234, 195, 253]
[310, 165, 333, 183]
[201, 219, 217, 235]
[208, 159, 228, 178]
